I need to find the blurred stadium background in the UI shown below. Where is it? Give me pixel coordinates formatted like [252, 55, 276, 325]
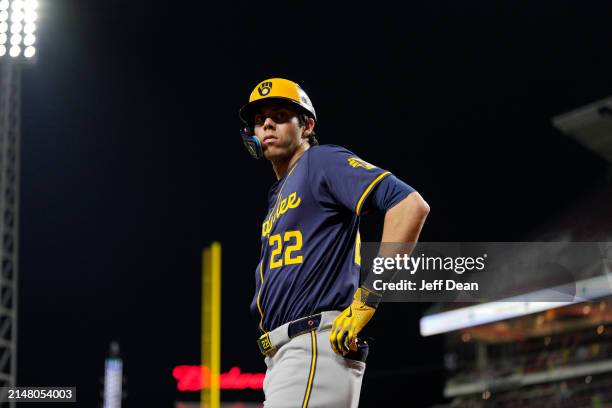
[0, 0, 611, 406]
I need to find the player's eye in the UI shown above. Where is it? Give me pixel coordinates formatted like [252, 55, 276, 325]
[254, 114, 266, 126]
[272, 110, 289, 123]
[253, 109, 292, 126]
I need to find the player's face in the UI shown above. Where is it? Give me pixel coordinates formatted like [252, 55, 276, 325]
[253, 102, 306, 162]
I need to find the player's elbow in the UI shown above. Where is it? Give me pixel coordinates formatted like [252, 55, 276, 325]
[386, 191, 430, 224]
[406, 191, 430, 220]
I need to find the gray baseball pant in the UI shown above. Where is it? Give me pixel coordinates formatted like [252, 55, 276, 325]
[262, 311, 366, 408]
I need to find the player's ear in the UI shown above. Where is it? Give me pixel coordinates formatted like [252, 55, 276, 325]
[302, 117, 316, 139]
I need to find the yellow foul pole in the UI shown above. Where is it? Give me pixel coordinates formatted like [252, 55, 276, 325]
[201, 242, 221, 408]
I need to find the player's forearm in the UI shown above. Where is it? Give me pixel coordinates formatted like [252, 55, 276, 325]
[360, 192, 429, 299]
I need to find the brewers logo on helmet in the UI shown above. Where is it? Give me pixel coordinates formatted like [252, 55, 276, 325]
[239, 78, 317, 159]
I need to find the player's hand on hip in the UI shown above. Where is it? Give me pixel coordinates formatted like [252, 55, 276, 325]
[330, 288, 378, 355]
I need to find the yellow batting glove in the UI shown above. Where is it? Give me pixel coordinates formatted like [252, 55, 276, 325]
[330, 287, 380, 355]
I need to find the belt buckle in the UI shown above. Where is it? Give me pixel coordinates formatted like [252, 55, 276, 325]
[288, 313, 322, 339]
[257, 332, 274, 356]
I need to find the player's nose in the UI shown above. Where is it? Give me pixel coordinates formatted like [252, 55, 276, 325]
[263, 117, 276, 130]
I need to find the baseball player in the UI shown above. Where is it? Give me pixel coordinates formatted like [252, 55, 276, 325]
[239, 78, 430, 407]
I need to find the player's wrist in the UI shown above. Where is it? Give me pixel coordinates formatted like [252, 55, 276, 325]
[354, 287, 382, 309]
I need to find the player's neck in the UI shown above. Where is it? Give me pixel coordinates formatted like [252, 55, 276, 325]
[272, 143, 310, 180]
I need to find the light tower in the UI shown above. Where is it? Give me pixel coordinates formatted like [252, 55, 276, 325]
[0, 0, 37, 406]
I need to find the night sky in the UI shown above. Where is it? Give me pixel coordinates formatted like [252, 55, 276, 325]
[16, 1, 612, 407]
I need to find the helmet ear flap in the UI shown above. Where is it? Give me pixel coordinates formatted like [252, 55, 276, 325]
[240, 127, 263, 159]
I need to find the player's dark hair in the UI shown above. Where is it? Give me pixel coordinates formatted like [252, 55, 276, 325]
[297, 113, 319, 146]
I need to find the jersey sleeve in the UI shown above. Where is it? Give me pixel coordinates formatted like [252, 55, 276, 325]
[308, 145, 393, 215]
[365, 174, 415, 213]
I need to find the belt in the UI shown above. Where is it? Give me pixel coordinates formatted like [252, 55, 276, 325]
[257, 312, 338, 356]
[256, 311, 370, 363]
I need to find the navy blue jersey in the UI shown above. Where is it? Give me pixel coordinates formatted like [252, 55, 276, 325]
[250, 144, 403, 333]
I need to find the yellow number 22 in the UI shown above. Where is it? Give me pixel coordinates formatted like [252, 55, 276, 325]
[268, 230, 303, 269]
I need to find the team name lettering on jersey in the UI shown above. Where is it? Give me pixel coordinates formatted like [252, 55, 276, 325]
[261, 192, 302, 237]
[347, 157, 376, 170]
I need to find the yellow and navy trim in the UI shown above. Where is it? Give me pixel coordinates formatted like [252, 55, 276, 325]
[256, 161, 302, 334]
[301, 331, 318, 408]
[355, 171, 391, 215]
[354, 230, 361, 266]
[256, 262, 266, 332]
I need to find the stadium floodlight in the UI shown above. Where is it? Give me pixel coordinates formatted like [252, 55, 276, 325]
[8, 43, 18, 56]
[11, 9, 22, 21]
[23, 21, 33, 33]
[23, 10, 35, 22]
[0, 0, 37, 60]
[0, 44, 5, 56]
[23, 44, 33, 57]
